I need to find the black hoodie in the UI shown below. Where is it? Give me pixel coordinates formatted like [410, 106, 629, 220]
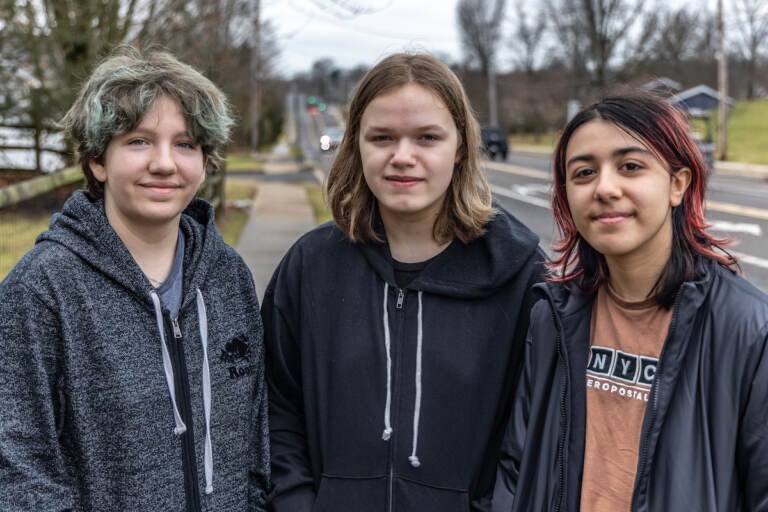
[262, 206, 545, 512]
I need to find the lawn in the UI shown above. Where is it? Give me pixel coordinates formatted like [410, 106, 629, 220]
[225, 152, 266, 174]
[304, 183, 332, 224]
[216, 178, 258, 246]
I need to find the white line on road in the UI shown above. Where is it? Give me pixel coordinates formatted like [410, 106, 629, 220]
[710, 220, 763, 237]
[733, 251, 768, 270]
[489, 184, 551, 209]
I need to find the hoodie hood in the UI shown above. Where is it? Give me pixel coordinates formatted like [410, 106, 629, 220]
[359, 205, 541, 299]
[36, 190, 223, 308]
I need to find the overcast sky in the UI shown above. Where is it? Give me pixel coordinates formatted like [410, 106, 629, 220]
[262, 0, 463, 76]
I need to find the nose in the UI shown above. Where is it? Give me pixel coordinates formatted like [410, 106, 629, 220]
[148, 144, 176, 175]
[390, 139, 416, 167]
[593, 166, 622, 201]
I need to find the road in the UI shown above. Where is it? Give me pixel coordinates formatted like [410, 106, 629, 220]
[294, 99, 768, 293]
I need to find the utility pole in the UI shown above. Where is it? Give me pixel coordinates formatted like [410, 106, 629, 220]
[717, 0, 728, 161]
[250, 0, 261, 152]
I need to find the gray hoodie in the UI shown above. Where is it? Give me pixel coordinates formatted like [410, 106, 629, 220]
[0, 190, 269, 511]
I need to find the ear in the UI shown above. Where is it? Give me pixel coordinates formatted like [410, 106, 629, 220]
[89, 159, 107, 183]
[669, 167, 692, 207]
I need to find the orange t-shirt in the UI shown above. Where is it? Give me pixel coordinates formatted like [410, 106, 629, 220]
[579, 285, 673, 512]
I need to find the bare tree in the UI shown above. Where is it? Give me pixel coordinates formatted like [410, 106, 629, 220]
[546, 0, 643, 89]
[508, 0, 547, 75]
[731, 0, 768, 99]
[457, 0, 506, 126]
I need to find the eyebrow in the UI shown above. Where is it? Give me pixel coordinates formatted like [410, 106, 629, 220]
[363, 124, 449, 134]
[566, 146, 653, 168]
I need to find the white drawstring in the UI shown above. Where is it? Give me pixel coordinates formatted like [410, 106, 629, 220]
[408, 291, 423, 468]
[150, 291, 187, 435]
[196, 289, 214, 494]
[381, 282, 393, 441]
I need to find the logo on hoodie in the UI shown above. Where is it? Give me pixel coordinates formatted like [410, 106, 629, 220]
[219, 336, 256, 379]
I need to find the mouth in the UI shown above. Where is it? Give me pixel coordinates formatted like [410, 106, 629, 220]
[592, 211, 632, 225]
[385, 175, 423, 187]
[141, 183, 181, 195]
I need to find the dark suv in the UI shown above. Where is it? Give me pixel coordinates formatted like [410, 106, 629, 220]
[481, 127, 508, 160]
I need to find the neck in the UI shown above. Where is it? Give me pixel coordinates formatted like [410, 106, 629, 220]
[604, 254, 667, 302]
[381, 210, 450, 263]
[106, 206, 180, 285]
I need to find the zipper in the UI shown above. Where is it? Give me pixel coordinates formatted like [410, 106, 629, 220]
[631, 295, 682, 511]
[387, 288, 407, 512]
[552, 303, 569, 512]
[170, 316, 202, 512]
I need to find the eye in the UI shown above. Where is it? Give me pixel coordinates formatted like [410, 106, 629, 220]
[177, 141, 196, 149]
[571, 167, 595, 180]
[421, 133, 439, 142]
[128, 138, 149, 146]
[620, 161, 643, 172]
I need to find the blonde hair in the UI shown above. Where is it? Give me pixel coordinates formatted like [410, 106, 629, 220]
[326, 52, 493, 244]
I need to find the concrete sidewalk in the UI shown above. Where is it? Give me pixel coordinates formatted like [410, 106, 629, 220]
[234, 144, 317, 300]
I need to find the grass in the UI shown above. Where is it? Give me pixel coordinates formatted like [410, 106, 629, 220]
[215, 177, 258, 247]
[304, 183, 332, 224]
[0, 210, 52, 279]
[225, 152, 266, 174]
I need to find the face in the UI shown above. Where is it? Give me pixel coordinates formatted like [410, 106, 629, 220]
[90, 95, 206, 233]
[359, 83, 459, 228]
[564, 119, 690, 269]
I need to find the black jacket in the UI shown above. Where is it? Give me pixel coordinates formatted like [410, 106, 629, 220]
[497, 261, 768, 511]
[262, 207, 545, 512]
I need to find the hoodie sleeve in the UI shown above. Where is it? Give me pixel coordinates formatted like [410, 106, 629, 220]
[261, 260, 316, 512]
[0, 280, 74, 511]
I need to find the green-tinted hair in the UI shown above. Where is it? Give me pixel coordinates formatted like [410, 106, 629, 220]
[61, 46, 233, 197]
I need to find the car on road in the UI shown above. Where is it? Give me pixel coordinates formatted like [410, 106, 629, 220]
[320, 126, 344, 152]
[481, 126, 509, 161]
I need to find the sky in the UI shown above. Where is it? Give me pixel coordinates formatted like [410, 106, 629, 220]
[262, 0, 463, 76]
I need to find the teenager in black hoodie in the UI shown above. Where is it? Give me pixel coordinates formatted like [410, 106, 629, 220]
[262, 53, 545, 512]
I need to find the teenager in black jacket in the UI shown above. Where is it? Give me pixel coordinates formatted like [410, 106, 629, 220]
[262, 53, 545, 512]
[497, 92, 768, 511]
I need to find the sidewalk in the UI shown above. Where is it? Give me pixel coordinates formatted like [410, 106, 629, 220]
[235, 143, 317, 300]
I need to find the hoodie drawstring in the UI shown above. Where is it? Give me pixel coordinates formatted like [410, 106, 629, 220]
[150, 288, 214, 495]
[408, 291, 423, 468]
[380, 283, 423, 469]
[381, 283, 393, 441]
[196, 289, 214, 495]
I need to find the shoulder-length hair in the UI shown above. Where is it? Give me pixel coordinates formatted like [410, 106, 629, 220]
[326, 52, 493, 244]
[550, 90, 737, 308]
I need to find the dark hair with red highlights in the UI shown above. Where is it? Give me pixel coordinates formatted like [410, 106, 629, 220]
[550, 90, 737, 308]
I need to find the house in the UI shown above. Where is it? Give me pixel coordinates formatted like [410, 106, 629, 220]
[670, 85, 735, 118]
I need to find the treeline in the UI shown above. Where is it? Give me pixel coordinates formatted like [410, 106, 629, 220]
[0, 0, 283, 170]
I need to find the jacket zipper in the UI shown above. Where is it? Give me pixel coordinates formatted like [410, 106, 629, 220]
[170, 316, 202, 512]
[553, 305, 569, 512]
[631, 297, 682, 511]
[387, 288, 406, 512]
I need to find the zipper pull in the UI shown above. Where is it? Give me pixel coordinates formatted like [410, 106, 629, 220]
[171, 317, 182, 339]
[396, 289, 405, 309]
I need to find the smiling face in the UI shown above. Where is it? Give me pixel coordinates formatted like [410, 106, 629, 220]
[359, 82, 459, 230]
[564, 119, 690, 270]
[89, 95, 207, 234]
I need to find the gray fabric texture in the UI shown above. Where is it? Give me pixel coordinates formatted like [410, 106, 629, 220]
[0, 190, 270, 511]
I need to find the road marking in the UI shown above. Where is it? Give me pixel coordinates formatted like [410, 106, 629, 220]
[706, 200, 768, 220]
[484, 161, 550, 180]
[733, 251, 768, 270]
[709, 220, 762, 237]
[490, 184, 551, 209]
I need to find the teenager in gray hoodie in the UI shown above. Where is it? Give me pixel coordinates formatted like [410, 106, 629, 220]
[0, 48, 270, 511]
